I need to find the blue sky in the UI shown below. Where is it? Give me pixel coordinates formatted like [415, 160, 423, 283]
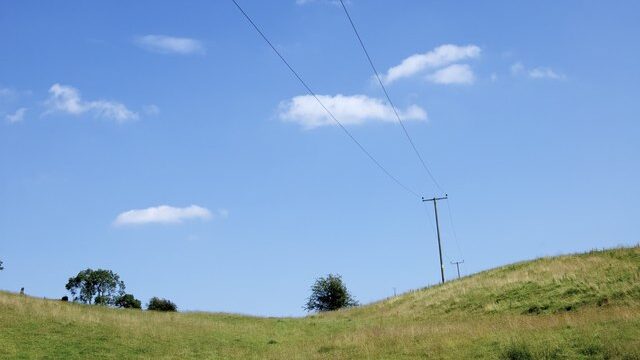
[1, 0, 639, 316]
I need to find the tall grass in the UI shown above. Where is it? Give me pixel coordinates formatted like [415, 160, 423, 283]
[1, 246, 639, 359]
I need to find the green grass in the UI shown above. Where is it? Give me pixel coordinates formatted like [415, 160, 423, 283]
[1, 246, 639, 359]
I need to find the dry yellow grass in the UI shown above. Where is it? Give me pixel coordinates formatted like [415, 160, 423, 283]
[1, 246, 639, 359]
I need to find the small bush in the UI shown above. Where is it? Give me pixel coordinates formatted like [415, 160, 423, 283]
[147, 297, 177, 312]
[61, 296, 69, 302]
[115, 294, 142, 309]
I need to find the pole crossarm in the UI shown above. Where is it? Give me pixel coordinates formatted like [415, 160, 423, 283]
[422, 196, 448, 202]
[451, 260, 464, 279]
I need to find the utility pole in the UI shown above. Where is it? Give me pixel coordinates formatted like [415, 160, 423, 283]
[451, 260, 464, 279]
[422, 195, 448, 284]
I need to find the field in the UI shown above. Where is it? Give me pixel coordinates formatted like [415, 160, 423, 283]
[1, 246, 639, 359]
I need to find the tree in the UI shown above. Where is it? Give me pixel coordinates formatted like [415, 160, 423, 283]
[115, 294, 142, 309]
[305, 274, 358, 312]
[0, 259, 3, 271]
[65, 268, 125, 305]
[147, 297, 177, 312]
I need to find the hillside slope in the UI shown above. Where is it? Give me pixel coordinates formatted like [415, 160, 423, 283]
[1, 246, 639, 359]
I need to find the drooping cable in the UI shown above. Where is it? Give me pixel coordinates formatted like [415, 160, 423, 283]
[231, 0, 420, 198]
[338, 0, 445, 194]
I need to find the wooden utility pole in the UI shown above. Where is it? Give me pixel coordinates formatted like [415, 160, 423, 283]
[422, 195, 448, 284]
[451, 260, 464, 279]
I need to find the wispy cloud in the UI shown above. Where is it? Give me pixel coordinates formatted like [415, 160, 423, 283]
[134, 35, 204, 55]
[143, 104, 160, 116]
[113, 205, 219, 226]
[0, 87, 16, 99]
[5, 107, 27, 124]
[510, 62, 525, 75]
[0, 86, 31, 101]
[383, 44, 481, 84]
[45, 83, 138, 122]
[426, 64, 475, 85]
[279, 94, 426, 129]
[528, 67, 565, 80]
[511, 62, 565, 80]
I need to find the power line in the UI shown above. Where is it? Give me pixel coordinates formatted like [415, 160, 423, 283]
[338, 0, 444, 194]
[231, 0, 420, 199]
[339, 1, 468, 278]
[445, 197, 464, 261]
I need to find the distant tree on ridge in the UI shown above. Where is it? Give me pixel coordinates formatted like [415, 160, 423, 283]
[147, 297, 177, 312]
[305, 274, 358, 312]
[65, 268, 125, 305]
[116, 294, 142, 309]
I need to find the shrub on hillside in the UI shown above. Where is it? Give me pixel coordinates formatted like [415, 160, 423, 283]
[305, 274, 358, 312]
[61, 296, 69, 302]
[115, 294, 142, 309]
[147, 297, 177, 312]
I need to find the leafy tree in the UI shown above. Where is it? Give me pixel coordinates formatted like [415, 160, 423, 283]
[305, 274, 358, 312]
[0, 259, 3, 271]
[147, 297, 177, 312]
[115, 294, 142, 309]
[65, 268, 125, 305]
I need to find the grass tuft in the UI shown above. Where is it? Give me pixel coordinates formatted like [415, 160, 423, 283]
[501, 342, 533, 360]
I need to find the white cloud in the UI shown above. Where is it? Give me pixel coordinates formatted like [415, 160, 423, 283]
[511, 62, 565, 80]
[279, 94, 427, 129]
[134, 35, 204, 55]
[5, 108, 27, 123]
[114, 205, 215, 226]
[383, 44, 481, 84]
[45, 83, 138, 122]
[426, 64, 475, 85]
[528, 67, 565, 80]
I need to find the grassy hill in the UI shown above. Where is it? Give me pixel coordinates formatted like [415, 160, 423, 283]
[1, 246, 639, 359]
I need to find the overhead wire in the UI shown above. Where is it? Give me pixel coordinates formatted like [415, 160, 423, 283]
[445, 198, 464, 261]
[338, 0, 468, 266]
[338, 0, 444, 195]
[231, 0, 420, 199]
